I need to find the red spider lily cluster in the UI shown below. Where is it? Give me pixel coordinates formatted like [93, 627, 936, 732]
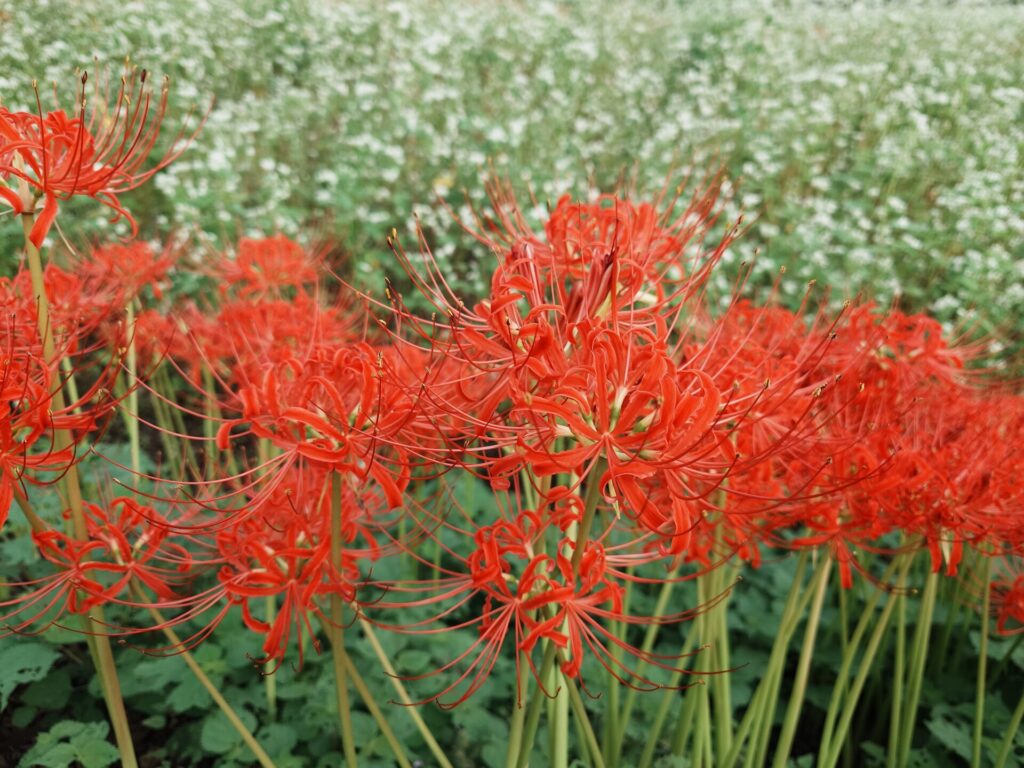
[1, 69, 1022, 721]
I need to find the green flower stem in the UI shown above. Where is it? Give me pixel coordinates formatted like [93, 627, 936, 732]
[711, 564, 735, 763]
[516, 642, 557, 768]
[771, 556, 832, 768]
[124, 299, 142, 479]
[972, 555, 992, 768]
[137, 589, 276, 768]
[990, 634, 1024, 684]
[358, 617, 454, 768]
[887, 576, 907, 768]
[636, 618, 701, 768]
[817, 554, 905, 765]
[610, 566, 681, 763]
[555, 649, 607, 768]
[994, 684, 1024, 768]
[752, 554, 834, 768]
[330, 472, 358, 768]
[822, 585, 900, 768]
[22, 214, 138, 768]
[340, 652, 412, 768]
[721, 551, 810, 768]
[897, 566, 939, 768]
[504, 652, 531, 768]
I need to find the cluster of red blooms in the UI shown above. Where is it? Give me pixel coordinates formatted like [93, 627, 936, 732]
[2, 93, 1022, 705]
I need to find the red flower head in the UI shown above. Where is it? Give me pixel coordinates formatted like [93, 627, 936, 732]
[0, 66, 200, 247]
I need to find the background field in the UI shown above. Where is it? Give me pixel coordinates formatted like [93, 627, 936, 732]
[2, 0, 1023, 364]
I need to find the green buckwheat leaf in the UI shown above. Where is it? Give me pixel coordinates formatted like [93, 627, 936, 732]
[0, 641, 61, 712]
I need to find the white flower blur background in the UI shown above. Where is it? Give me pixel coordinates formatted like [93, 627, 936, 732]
[2, 0, 1022, 367]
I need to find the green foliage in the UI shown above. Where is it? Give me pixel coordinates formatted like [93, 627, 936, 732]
[0, 642, 60, 712]
[18, 721, 120, 768]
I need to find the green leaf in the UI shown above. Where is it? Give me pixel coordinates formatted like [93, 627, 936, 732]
[0, 641, 61, 712]
[200, 709, 258, 754]
[18, 720, 119, 768]
[22, 667, 72, 711]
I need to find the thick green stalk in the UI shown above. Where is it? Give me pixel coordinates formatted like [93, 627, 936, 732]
[140, 594, 276, 768]
[821, 586, 900, 768]
[358, 617, 454, 768]
[994, 685, 1024, 768]
[341, 652, 412, 768]
[897, 567, 938, 767]
[516, 643, 558, 768]
[887, 580, 907, 768]
[504, 653, 531, 768]
[972, 556, 992, 768]
[330, 472, 357, 768]
[124, 299, 142, 479]
[23, 214, 138, 768]
[637, 618, 702, 768]
[721, 552, 811, 768]
[817, 555, 905, 764]
[772, 557, 832, 768]
[611, 569, 680, 762]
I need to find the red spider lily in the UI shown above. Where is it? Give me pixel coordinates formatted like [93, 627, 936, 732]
[367, 481, 709, 706]
[214, 235, 325, 299]
[75, 240, 177, 302]
[137, 466, 397, 668]
[214, 340, 417, 507]
[0, 344, 105, 531]
[0, 66, 199, 247]
[0, 497, 189, 636]
[991, 566, 1024, 636]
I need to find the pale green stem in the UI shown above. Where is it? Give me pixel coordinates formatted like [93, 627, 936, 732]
[897, 567, 938, 768]
[330, 472, 357, 768]
[721, 552, 811, 768]
[822, 589, 900, 768]
[22, 212, 138, 768]
[637, 619, 702, 768]
[887, 579, 907, 768]
[972, 555, 992, 768]
[125, 299, 142, 478]
[516, 643, 557, 768]
[772, 557, 832, 768]
[358, 617, 454, 768]
[341, 652, 412, 768]
[504, 653, 531, 768]
[138, 591, 276, 768]
[612, 568, 680, 761]
[817, 555, 905, 764]
[993, 685, 1024, 768]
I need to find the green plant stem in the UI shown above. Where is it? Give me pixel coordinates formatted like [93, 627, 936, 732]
[504, 653, 531, 768]
[897, 566, 938, 768]
[994, 685, 1024, 768]
[772, 556, 832, 768]
[972, 555, 992, 768]
[821, 584, 900, 768]
[22, 214, 138, 768]
[887, 578, 907, 768]
[817, 555, 905, 765]
[990, 634, 1024, 684]
[637, 619, 702, 768]
[358, 617, 454, 768]
[516, 643, 557, 768]
[611, 568, 680, 762]
[721, 552, 810, 768]
[137, 591, 276, 768]
[340, 652, 412, 768]
[329, 472, 357, 768]
[124, 299, 142, 479]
